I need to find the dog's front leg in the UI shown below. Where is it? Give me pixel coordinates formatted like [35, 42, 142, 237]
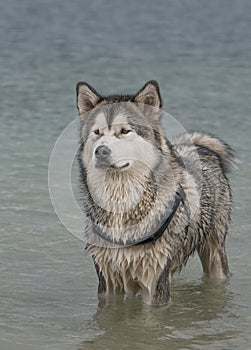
[151, 261, 171, 306]
[94, 263, 107, 294]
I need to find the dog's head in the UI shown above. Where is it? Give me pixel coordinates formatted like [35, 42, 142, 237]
[76, 81, 166, 175]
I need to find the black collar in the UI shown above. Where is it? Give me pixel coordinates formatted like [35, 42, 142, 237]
[92, 187, 187, 247]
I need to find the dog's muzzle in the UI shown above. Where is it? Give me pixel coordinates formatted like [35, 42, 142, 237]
[94, 145, 131, 170]
[95, 145, 112, 169]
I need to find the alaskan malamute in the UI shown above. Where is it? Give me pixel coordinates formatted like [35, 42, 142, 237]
[76, 81, 234, 305]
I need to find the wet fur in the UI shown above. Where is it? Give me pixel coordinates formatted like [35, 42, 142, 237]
[76, 81, 234, 305]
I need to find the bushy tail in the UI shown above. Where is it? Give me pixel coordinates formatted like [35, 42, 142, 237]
[174, 132, 235, 173]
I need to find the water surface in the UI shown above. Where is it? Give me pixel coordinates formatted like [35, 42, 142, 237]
[0, 1, 251, 349]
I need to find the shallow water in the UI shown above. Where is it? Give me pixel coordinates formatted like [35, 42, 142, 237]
[1, 0, 251, 349]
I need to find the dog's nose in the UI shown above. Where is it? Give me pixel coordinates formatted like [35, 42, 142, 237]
[95, 145, 111, 159]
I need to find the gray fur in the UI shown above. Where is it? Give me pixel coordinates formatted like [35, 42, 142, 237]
[76, 81, 234, 305]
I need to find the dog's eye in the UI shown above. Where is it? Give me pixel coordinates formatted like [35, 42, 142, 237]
[121, 128, 131, 135]
[94, 129, 100, 135]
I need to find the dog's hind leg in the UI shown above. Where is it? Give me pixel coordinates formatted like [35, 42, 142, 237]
[198, 236, 230, 279]
[198, 194, 231, 279]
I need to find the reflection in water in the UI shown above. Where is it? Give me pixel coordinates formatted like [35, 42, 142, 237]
[79, 278, 239, 350]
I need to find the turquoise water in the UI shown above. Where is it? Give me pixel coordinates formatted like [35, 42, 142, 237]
[1, 1, 251, 349]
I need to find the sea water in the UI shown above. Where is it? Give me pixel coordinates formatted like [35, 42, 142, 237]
[0, 1, 251, 349]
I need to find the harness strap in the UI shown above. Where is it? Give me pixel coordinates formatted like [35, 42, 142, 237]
[92, 187, 188, 247]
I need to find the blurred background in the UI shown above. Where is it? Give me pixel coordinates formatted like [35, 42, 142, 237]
[0, 0, 251, 349]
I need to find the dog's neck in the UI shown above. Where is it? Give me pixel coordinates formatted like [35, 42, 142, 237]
[84, 166, 184, 246]
[87, 170, 158, 226]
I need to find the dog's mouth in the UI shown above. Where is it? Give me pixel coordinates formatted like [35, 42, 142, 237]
[110, 162, 130, 170]
[95, 158, 132, 170]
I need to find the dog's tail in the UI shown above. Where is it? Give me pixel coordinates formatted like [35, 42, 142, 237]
[174, 132, 235, 173]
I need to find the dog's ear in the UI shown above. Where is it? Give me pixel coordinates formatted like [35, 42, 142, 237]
[134, 80, 162, 109]
[76, 82, 101, 117]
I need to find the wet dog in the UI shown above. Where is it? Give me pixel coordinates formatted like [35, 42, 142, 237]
[76, 81, 234, 305]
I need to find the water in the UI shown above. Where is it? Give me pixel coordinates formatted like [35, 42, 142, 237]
[0, 0, 251, 349]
